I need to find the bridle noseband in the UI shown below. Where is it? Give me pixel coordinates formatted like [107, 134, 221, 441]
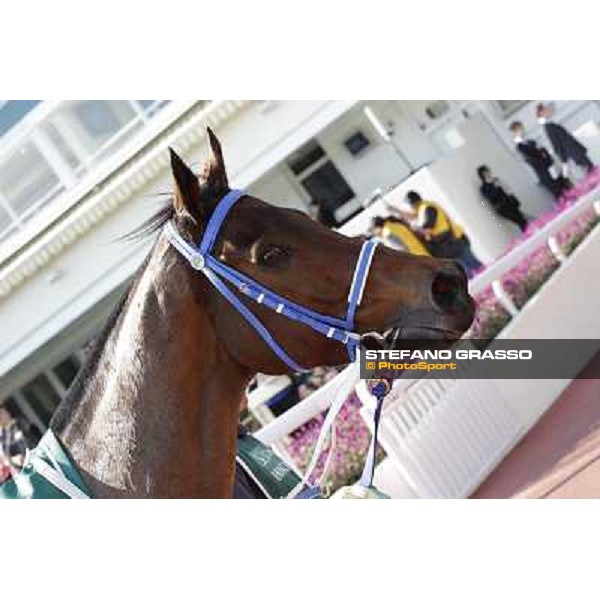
[164, 189, 379, 372]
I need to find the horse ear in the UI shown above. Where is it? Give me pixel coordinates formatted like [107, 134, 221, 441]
[200, 126, 229, 191]
[170, 147, 201, 215]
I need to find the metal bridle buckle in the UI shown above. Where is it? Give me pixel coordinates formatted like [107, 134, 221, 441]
[190, 254, 206, 270]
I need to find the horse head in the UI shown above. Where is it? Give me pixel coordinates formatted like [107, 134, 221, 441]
[166, 128, 475, 375]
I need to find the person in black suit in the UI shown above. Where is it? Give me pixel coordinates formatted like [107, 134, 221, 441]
[477, 165, 528, 232]
[536, 103, 594, 174]
[509, 121, 572, 200]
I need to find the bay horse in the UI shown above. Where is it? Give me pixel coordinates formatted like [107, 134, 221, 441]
[47, 128, 474, 498]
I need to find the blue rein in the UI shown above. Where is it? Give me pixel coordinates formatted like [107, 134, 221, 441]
[164, 189, 379, 372]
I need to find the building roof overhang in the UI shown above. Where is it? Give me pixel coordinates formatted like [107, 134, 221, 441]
[0, 100, 250, 298]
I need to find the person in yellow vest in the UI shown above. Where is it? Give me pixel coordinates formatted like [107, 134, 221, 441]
[371, 215, 430, 256]
[404, 190, 482, 276]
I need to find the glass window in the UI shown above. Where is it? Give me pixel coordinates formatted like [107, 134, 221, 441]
[67, 101, 142, 164]
[287, 140, 326, 175]
[137, 100, 166, 113]
[139, 100, 170, 118]
[74, 101, 124, 139]
[53, 355, 81, 389]
[42, 122, 80, 170]
[0, 100, 172, 246]
[300, 161, 355, 213]
[0, 142, 62, 218]
[0, 100, 40, 137]
[344, 131, 371, 156]
[21, 375, 62, 426]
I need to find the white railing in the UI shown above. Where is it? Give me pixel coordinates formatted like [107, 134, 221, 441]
[253, 184, 600, 492]
[356, 376, 522, 498]
[469, 190, 600, 313]
[254, 365, 356, 446]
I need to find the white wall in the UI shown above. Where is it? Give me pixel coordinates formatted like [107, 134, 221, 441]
[366, 101, 440, 169]
[494, 225, 600, 428]
[425, 113, 558, 261]
[340, 113, 555, 262]
[268, 100, 600, 229]
[246, 102, 444, 224]
[457, 113, 553, 217]
[316, 105, 411, 201]
[0, 101, 360, 389]
[311, 102, 442, 209]
[421, 113, 551, 261]
[248, 168, 307, 212]
[561, 102, 600, 165]
[220, 100, 360, 187]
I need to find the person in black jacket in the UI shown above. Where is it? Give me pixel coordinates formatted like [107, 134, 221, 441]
[509, 121, 572, 200]
[477, 165, 528, 232]
[537, 103, 594, 174]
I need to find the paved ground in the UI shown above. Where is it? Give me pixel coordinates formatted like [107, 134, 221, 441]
[472, 352, 600, 499]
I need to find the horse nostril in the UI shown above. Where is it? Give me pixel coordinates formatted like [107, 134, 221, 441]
[431, 270, 465, 313]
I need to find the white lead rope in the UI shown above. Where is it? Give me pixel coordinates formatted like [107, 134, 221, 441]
[29, 455, 90, 499]
[286, 362, 360, 498]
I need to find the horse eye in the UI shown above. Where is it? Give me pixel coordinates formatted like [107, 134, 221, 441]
[259, 245, 289, 266]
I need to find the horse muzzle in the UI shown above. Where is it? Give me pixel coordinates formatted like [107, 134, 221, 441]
[360, 262, 476, 351]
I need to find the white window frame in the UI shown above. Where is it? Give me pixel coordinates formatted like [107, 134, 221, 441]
[283, 142, 356, 216]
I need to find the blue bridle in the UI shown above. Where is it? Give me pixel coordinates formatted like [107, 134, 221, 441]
[164, 189, 379, 372]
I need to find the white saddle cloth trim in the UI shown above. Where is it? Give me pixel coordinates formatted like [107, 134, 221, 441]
[30, 456, 90, 499]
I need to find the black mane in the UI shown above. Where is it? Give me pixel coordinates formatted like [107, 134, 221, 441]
[123, 201, 175, 241]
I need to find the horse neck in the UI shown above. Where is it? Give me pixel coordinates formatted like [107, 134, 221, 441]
[55, 237, 249, 498]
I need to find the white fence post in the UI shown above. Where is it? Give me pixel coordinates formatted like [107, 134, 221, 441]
[491, 280, 519, 317]
[547, 236, 567, 263]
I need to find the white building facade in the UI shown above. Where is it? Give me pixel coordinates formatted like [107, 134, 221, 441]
[1, 99, 599, 430]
